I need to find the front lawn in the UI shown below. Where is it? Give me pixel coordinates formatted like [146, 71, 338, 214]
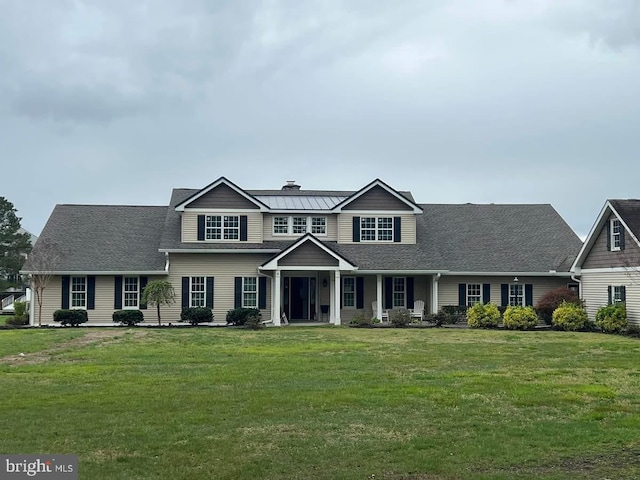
[1, 328, 640, 479]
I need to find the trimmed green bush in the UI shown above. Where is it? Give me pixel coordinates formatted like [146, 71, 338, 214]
[503, 305, 538, 330]
[112, 309, 144, 326]
[53, 309, 88, 327]
[226, 308, 260, 326]
[467, 303, 501, 328]
[6, 315, 28, 326]
[535, 286, 581, 325]
[390, 309, 411, 328]
[245, 314, 265, 330]
[13, 301, 27, 318]
[350, 312, 377, 327]
[180, 307, 213, 325]
[552, 302, 589, 331]
[595, 303, 628, 334]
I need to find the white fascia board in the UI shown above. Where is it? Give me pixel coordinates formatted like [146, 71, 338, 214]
[443, 271, 575, 277]
[177, 208, 266, 213]
[21, 271, 168, 275]
[260, 265, 357, 272]
[268, 210, 333, 215]
[354, 270, 449, 275]
[260, 234, 356, 270]
[334, 210, 422, 215]
[571, 201, 613, 270]
[331, 179, 423, 213]
[580, 266, 640, 273]
[159, 248, 281, 254]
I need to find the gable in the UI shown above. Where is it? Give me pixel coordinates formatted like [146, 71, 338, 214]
[342, 185, 414, 211]
[582, 212, 640, 269]
[186, 183, 260, 210]
[279, 242, 339, 267]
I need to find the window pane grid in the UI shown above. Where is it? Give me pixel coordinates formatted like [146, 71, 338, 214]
[191, 276, 205, 307]
[612, 220, 621, 249]
[311, 217, 326, 234]
[224, 216, 239, 240]
[243, 277, 257, 308]
[292, 217, 307, 234]
[509, 284, 523, 306]
[393, 277, 405, 308]
[361, 217, 393, 242]
[343, 277, 355, 307]
[124, 277, 139, 308]
[71, 277, 86, 308]
[467, 283, 481, 306]
[206, 216, 222, 240]
[273, 217, 289, 234]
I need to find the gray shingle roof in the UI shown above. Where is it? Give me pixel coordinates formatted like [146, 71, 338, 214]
[23, 205, 167, 272]
[610, 199, 640, 241]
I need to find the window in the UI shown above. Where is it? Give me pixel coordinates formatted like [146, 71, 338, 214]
[243, 277, 257, 308]
[272, 216, 327, 236]
[311, 217, 326, 234]
[567, 283, 579, 294]
[71, 276, 86, 308]
[393, 277, 406, 308]
[467, 284, 481, 306]
[190, 276, 205, 307]
[273, 217, 289, 234]
[509, 284, 524, 306]
[343, 277, 356, 308]
[361, 217, 394, 242]
[205, 215, 239, 240]
[611, 219, 622, 251]
[612, 285, 625, 303]
[123, 277, 139, 308]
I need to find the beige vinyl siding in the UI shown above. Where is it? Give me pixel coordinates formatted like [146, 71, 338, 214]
[581, 271, 640, 325]
[437, 276, 569, 309]
[337, 213, 417, 244]
[582, 213, 640, 269]
[181, 211, 263, 243]
[37, 275, 167, 326]
[262, 214, 338, 241]
[166, 253, 273, 322]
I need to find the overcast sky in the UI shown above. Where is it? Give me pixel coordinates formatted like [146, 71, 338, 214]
[2, 0, 639, 239]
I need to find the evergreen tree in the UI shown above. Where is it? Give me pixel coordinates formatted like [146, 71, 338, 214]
[0, 197, 32, 285]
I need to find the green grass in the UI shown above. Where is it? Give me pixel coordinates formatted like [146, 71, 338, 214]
[2, 328, 640, 479]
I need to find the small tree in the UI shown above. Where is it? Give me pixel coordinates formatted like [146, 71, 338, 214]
[0, 197, 32, 285]
[535, 286, 580, 325]
[141, 280, 176, 325]
[22, 239, 63, 327]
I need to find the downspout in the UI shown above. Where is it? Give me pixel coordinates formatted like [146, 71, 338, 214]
[571, 273, 582, 298]
[164, 252, 170, 273]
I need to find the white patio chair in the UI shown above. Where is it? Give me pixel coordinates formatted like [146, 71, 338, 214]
[410, 300, 425, 322]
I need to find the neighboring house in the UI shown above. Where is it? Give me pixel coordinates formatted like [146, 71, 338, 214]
[22, 177, 582, 326]
[572, 199, 640, 325]
[1, 227, 38, 314]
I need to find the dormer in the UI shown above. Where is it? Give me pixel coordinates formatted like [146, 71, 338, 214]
[175, 177, 268, 243]
[332, 179, 423, 244]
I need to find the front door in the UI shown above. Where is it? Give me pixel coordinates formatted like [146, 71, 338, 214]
[283, 277, 317, 321]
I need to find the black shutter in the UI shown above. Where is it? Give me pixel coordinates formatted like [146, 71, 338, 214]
[620, 228, 626, 250]
[139, 277, 148, 309]
[258, 277, 267, 309]
[501, 284, 509, 307]
[206, 277, 214, 308]
[240, 216, 248, 241]
[356, 277, 364, 309]
[607, 286, 612, 305]
[234, 277, 242, 308]
[525, 284, 533, 306]
[197, 215, 205, 241]
[482, 284, 491, 304]
[621, 285, 627, 303]
[406, 277, 414, 308]
[606, 220, 611, 250]
[384, 277, 393, 309]
[458, 284, 466, 307]
[114, 276, 123, 309]
[182, 277, 189, 308]
[87, 276, 96, 310]
[61, 275, 70, 309]
[393, 217, 401, 242]
[353, 217, 360, 242]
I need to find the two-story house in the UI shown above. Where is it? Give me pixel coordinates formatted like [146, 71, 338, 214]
[572, 199, 640, 325]
[22, 177, 582, 326]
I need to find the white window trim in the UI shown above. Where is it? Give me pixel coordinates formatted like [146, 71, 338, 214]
[360, 216, 394, 242]
[610, 219, 621, 251]
[392, 277, 406, 309]
[467, 283, 481, 307]
[342, 277, 356, 309]
[123, 276, 140, 310]
[190, 276, 206, 308]
[509, 284, 524, 306]
[205, 215, 240, 242]
[242, 277, 258, 308]
[272, 216, 327, 236]
[70, 276, 87, 309]
[612, 285, 625, 303]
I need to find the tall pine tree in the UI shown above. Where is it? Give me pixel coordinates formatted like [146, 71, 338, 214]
[0, 197, 32, 286]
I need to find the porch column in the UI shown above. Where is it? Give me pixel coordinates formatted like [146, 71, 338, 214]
[333, 270, 341, 325]
[376, 274, 383, 320]
[273, 270, 281, 326]
[431, 273, 440, 314]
